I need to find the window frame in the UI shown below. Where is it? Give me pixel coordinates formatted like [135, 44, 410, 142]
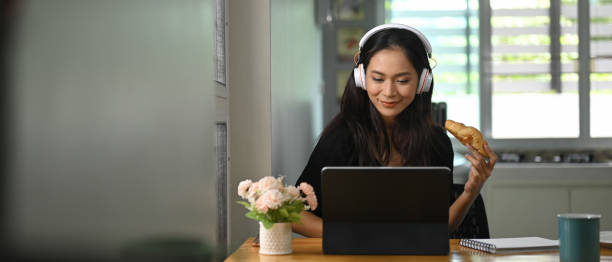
[472, 0, 612, 151]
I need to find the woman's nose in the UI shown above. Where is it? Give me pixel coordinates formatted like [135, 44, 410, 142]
[381, 80, 396, 96]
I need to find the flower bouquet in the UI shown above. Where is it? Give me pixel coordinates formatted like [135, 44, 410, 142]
[237, 176, 317, 255]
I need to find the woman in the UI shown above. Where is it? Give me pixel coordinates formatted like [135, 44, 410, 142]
[292, 23, 497, 238]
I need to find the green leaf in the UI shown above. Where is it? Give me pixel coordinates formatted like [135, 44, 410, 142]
[289, 213, 303, 224]
[245, 211, 258, 220]
[291, 201, 305, 210]
[255, 213, 267, 221]
[290, 201, 303, 210]
[264, 210, 276, 222]
[262, 219, 274, 229]
[289, 213, 302, 221]
[279, 208, 289, 218]
[236, 201, 251, 209]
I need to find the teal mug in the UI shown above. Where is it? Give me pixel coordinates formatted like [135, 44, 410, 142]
[558, 213, 601, 262]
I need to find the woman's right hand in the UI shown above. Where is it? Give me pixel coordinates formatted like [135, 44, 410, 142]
[463, 144, 497, 198]
[292, 210, 323, 238]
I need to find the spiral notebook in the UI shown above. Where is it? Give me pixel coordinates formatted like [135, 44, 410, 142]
[459, 237, 559, 254]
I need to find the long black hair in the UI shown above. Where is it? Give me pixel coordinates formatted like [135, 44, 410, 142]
[321, 28, 447, 166]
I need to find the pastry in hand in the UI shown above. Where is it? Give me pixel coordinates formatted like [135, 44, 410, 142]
[444, 119, 489, 158]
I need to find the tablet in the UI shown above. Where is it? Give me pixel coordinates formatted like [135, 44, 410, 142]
[321, 166, 451, 255]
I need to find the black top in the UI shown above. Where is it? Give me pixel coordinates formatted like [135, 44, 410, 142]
[295, 120, 454, 218]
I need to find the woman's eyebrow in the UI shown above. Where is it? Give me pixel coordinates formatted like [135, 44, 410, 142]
[394, 72, 413, 77]
[371, 70, 386, 76]
[371, 70, 413, 77]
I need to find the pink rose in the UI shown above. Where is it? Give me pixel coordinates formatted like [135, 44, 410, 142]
[259, 176, 282, 192]
[255, 195, 268, 213]
[305, 194, 318, 211]
[299, 182, 314, 196]
[260, 189, 283, 210]
[237, 179, 252, 199]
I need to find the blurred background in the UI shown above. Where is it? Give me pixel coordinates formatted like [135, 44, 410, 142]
[1, 0, 611, 261]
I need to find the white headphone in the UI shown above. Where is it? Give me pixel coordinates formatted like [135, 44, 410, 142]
[353, 23, 433, 94]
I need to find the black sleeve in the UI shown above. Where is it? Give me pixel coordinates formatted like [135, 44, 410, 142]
[431, 126, 454, 174]
[295, 124, 354, 218]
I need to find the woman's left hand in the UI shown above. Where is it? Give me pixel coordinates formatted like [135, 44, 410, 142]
[463, 144, 497, 197]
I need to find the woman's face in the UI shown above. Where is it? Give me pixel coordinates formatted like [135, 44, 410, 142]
[365, 46, 418, 125]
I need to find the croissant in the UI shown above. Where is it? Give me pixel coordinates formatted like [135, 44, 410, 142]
[444, 119, 489, 158]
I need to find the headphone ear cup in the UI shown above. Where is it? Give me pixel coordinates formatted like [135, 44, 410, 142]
[417, 68, 433, 94]
[353, 64, 367, 90]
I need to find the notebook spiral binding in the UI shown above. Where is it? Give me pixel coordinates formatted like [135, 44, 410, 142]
[459, 239, 496, 253]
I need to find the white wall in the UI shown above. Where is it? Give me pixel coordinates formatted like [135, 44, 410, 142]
[271, 0, 323, 185]
[227, 0, 272, 254]
[226, 1, 322, 252]
[6, 0, 217, 259]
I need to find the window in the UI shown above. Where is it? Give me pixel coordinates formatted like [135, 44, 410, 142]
[215, 0, 226, 85]
[387, 0, 480, 128]
[489, 0, 578, 138]
[387, 0, 612, 147]
[485, 0, 584, 138]
[590, 0, 612, 137]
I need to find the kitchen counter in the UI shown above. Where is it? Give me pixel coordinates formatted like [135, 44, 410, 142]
[479, 162, 612, 239]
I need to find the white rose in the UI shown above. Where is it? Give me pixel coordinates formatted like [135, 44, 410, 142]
[237, 179, 252, 199]
[247, 182, 260, 202]
[286, 185, 300, 199]
[258, 176, 282, 192]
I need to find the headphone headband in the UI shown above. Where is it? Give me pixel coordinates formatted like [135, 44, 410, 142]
[358, 23, 432, 58]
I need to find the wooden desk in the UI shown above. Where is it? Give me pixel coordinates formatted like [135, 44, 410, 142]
[226, 238, 612, 261]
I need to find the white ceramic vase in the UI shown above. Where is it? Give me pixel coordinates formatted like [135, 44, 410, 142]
[259, 222, 292, 255]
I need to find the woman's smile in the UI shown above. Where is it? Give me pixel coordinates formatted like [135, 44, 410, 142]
[380, 100, 400, 108]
